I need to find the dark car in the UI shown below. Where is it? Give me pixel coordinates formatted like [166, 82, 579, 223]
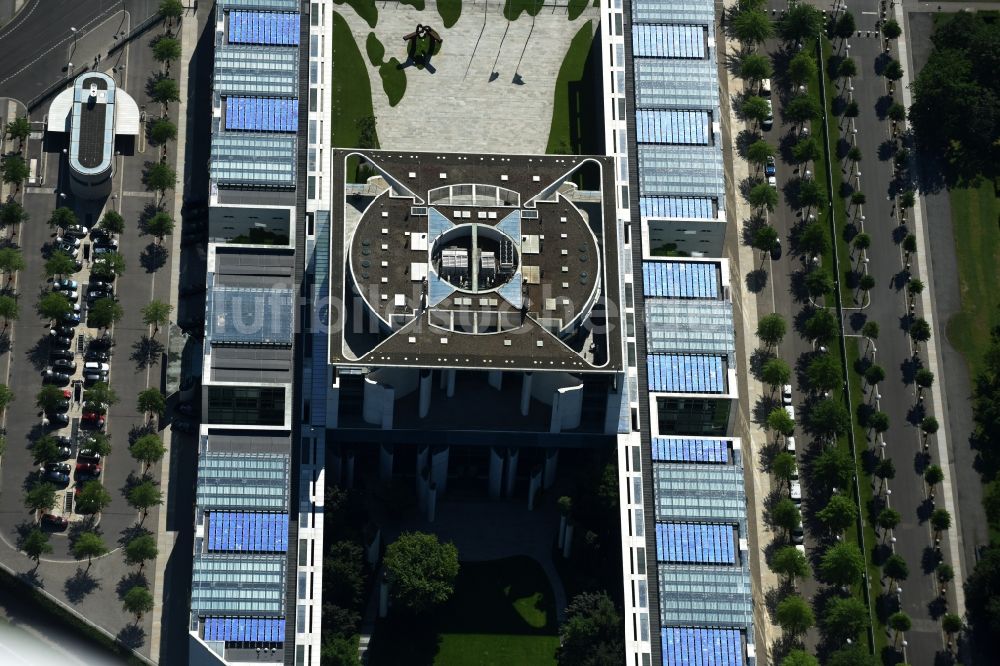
[51, 359, 76, 373]
[85, 350, 111, 362]
[41, 513, 69, 530]
[83, 372, 108, 385]
[89, 336, 114, 351]
[88, 278, 112, 289]
[764, 156, 776, 177]
[50, 399, 71, 413]
[42, 369, 71, 384]
[81, 411, 105, 429]
[77, 450, 102, 463]
[43, 470, 70, 486]
[55, 445, 73, 460]
[62, 312, 81, 325]
[87, 288, 113, 301]
[50, 325, 75, 337]
[770, 237, 782, 261]
[46, 412, 70, 426]
[50, 349, 75, 362]
[792, 525, 804, 545]
[54, 278, 78, 291]
[44, 462, 72, 474]
[50, 335, 73, 349]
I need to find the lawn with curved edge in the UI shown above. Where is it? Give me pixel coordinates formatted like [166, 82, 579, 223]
[504, 0, 544, 21]
[334, 0, 378, 28]
[546, 21, 598, 154]
[437, 0, 462, 28]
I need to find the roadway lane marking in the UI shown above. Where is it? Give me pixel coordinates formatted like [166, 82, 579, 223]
[0, 0, 40, 42]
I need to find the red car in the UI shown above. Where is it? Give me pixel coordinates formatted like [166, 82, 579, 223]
[41, 514, 68, 530]
[81, 411, 106, 429]
[76, 462, 102, 475]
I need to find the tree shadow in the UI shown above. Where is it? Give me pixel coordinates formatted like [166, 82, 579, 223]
[27, 337, 52, 371]
[749, 347, 775, 381]
[746, 268, 769, 294]
[917, 497, 936, 524]
[117, 623, 146, 649]
[875, 95, 894, 121]
[753, 395, 781, 427]
[117, 524, 152, 550]
[892, 269, 911, 291]
[129, 421, 156, 446]
[17, 568, 42, 588]
[735, 129, 761, 159]
[140, 243, 168, 273]
[64, 567, 100, 603]
[131, 335, 164, 370]
[892, 224, 910, 244]
[741, 214, 768, 247]
[900, 355, 923, 385]
[928, 595, 948, 620]
[879, 139, 897, 162]
[848, 311, 868, 332]
[908, 402, 926, 425]
[116, 571, 149, 600]
[922, 545, 943, 573]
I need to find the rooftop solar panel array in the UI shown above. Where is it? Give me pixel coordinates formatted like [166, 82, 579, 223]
[207, 512, 289, 553]
[636, 110, 710, 145]
[633, 25, 706, 59]
[662, 627, 745, 666]
[633, 0, 715, 25]
[225, 97, 298, 132]
[655, 523, 735, 564]
[210, 133, 296, 187]
[228, 11, 300, 46]
[221, 0, 298, 9]
[203, 617, 286, 643]
[647, 354, 725, 393]
[213, 46, 299, 97]
[640, 196, 715, 220]
[652, 438, 728, 463]
[643, 261, 720, 299]
[634, 59, 719, 110]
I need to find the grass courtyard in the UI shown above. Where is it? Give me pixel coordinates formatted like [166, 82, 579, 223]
[367, 556, 559, 666]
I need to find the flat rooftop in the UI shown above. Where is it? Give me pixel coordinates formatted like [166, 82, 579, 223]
[330, 150, 623, 373]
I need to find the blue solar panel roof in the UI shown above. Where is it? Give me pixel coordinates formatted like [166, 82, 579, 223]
[652, 438, 728, 463]
[225, 97, 298, 132]
[647, 354, 725, 393]
[228, 11, 300, 46]
[655, 523, 736, 564]
[636, 110, 710, 145]
[662, 627, 745, 666]
[633, 24, 706, 59]
[207, 512, 289, 553]
[208, 286, 294, 346]
[643, 261, 720, 299]
[204, 617, 286, 643]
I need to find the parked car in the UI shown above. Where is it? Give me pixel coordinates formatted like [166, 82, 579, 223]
[767, 175, 777, 187]
[54, 434, 73, 446]
[83, 371, 108, 384]
[41, 513, 69, 530]
[81, 412, 106, 429]
[85, 350, 111, 362]
[94, 237, 119, 249]
[50, 349, 75, 362]
[763, 99, 774, 129]
[44, 462, 72, 474]
[782, 384, 793, 406]
[790, 481, 802, 504]
[43, 470, 69, 486]
[62, 312, 81, 325]
[49, 398, 71, 413]
[41, 369, 71, 384]
[56, 243, 79, 258]
[76, 461, 102, 474]
[54, 278, 78, 291]
[56, 235, 81, 248]
[770, 237, 782, 261]
[84, 361, 110, 373]
[46, 412, 70, 426]
[49, 336, 73, 350]
[92, 245, 117, 256]
[784, 405, 795, 422]
[87, 288, 113, 301]
[62, 225, 89, 238]
[88, 278, 113, 290]
[765, 156, 776, 177]
[88, 336, 114, 351]
[54, 445, 73, 460]
[77, 450, 102, 463]
[792, 525, 805, 545]
[786, 436, 796, 454]
[761, 78, 772, 97]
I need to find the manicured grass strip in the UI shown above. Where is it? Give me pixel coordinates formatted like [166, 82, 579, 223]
[945, 179, 1000, 380]
[568, 0, 589, 20]
[437, 0, 462, 28]
[379, 59, 407, 107]
[504, 0, 544, 21]
[334, 0, 378, 28]
[546, 21, 597, 154]
[366, 32, 385, 66]
[331, 11, 378, 149]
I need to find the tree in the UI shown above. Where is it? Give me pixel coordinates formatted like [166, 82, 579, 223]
[877, 507, 901, 532]
[152, 36, 181, 66]
[92, 251, 126, 279]
[827, 645, 878, 666]
[788, 52, 817, 86]
[83, 382, 118, 412]
[0, 295, 14, 329]
[131, 433, 167, 471]
[786, 95, 820, 123]
[771, 545, 810, 583]
[921, 416, 939, 439]
[771, 498, 801, 537]
[792, 136, 821, 164]
[776, 594, 814, 636]
[37, 291, 71, 322]
[883, 552, 909, 588]
[0, 201, 28, 231]
[5, 116, 30, 146]
[747, 140, 775, 170]
[884, 59, 903, 82]
[731, 10, 773, 50]
[852, 233, 871, 255]
[812, 445, 853, 489]
[903, 233, 918, 255]
[29, 437, 63, 465]
[149, 118, 177, 144]
[72, 531, 108, 567]
[124, 534, 158, 568]
[817, 493, 856, 534]
[122, 585, 154, 621]
[809, 398, 851, 441]
[822, 596, 868, 642]
[159, 0, 184, 20]
[850, 191, 867, 206]
[862, 320, 879, 343]
[127, 480, 163, 518]
[838, 57, 858, 79]
[883, 19, 902, 39]
[915, 368, 934, 391]
[805, 268, 834, 299]
[752, 224, 779, 256]
[931, 508, 952, 535]
[750, 184, 779, 214]
[24, 483, 57, 513]
[88, 297, 123, 329]
[768, 407, 795, 437]
[145, 211, 174, 241]
[806, 353, 840, 393]
[772, 452, 798, 489]
[782, 650, 818, 666]
[941, 613, 963, 642]
[777, 2, 822, 42]
[556, 591, 624, 666]
[0, 247, 25, 279]
[739, 53, 773, 86]
[847, 146, 862, 165]
[137, 388, 166, 419]
[741, 95, 771, 126]
[834, 11, 856, 40]
[798, 178, 823, 210]
[36, 385, 66, 412]
[150, 77, 180, 106]
[799, 221, 829, 256]
[100, 210, 125, 235]
[888, 103, 907, 122]
[1, 154, 29, 188]
[924, 464, 944, 491]
[907, 277, 924, 303]
[910, 318, 931, 344]
[145, 162, 176, 196]
[762, 358, 792, 390]
[756, 313, 786, 347]
[900, 190, 915, 209]
[864, 364, 886, 388]
[81, 432, 112, 457]
[22, 528, 52, 565]
[875, 458, 896, 490]
[48, 207, 77, 230]
[321, 636, 361, 666]
[384, 532, 460, 614]
[869, 411, 890, 436]
[803, 308, 838, 345]
[44, 251, 78, 278]
[142, 300, 173, 333]
[820, 542, 865, 587]
[888, 611, 911, 645]
[75, 480, 112, 514]
[937, 562, 954, 586]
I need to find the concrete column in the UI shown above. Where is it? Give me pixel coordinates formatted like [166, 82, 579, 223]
[543, 448, 559, 489]
[550, 391, 562, 433]
[562, 523, 574, 559]
[418, 369, 433, 418]
[427, 483, 437, 522]
[379, 573, 389, 618]
[344, 450, 355, 489]
[416, 444, 430, 506]
[488, 370, 503, 390]
[558, 515, 567, 549]
[379, 443, 394, 480]
[367, 529, 381, 566]
[445, 368, 457, 398]
[520, 372, 533, 416]
[431, 445, 450, 495]
[505, 448, 519, 497]
[381, 386, 395, 430]
[528, 466, 542, 511]
[488, 446, 503, 498]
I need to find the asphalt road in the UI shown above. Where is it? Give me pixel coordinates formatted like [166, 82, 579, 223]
[0, 11, 176, 656]
[0, 0, 162, 106]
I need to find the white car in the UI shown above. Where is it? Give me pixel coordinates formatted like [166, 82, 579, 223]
[790, 481, 802, 504]
[83, 362, 110, 373]
[782, 384, 793, 405]
[767, 175, 777, 187]
[761, 78, 772, 97]
[56, 235, 82, 248]
[785, 436, 796, 453]
[784, 405, 795, 422]
[795, 544, 806, 556]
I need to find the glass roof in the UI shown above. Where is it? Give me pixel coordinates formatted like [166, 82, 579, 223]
[208, 286, 294, 346]
[645, 300, 735, 355]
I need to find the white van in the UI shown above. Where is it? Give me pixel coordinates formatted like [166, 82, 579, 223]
[786, 436, 796, 453]
[761, 78, 772, 97]
[784, 405, 795, 421]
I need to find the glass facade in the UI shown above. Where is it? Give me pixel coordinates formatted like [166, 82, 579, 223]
[207, 386, 286, 426]
[655, 396, 730, 436]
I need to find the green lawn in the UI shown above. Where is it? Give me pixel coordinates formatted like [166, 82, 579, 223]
[945, 178, 1000, 379]
[334, 0, 378, 28]
[504, 0, 544, 21]
[367, 557, 559, 666]
[331, 11, 378, 149]
[546, 21, 599, 155]
[437, 0, 462, 27]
